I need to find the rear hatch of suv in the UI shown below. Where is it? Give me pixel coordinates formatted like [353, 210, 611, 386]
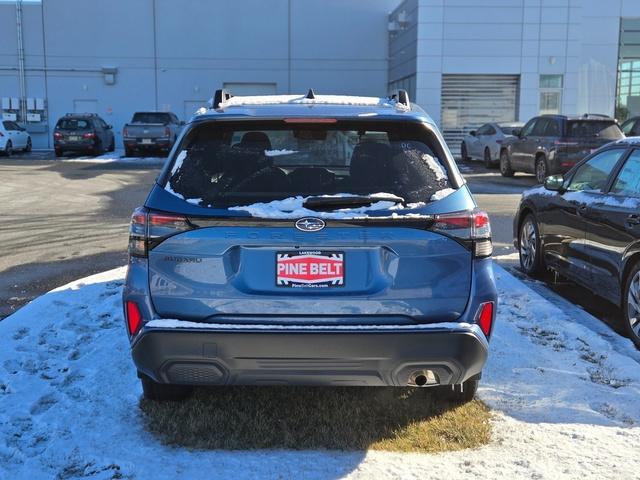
[138, 118, 488, 326]
[558, 119, 623, 166]
[54, 117, 95, 146]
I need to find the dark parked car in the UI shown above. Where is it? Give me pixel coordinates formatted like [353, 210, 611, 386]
[621, 116, 640, 136]
[500, 114, 624, 183]
[123, 89, 497, 401]
[514, 137, 640, 348]
[123, 111, 184, 157]
[53, 113, 115, 157]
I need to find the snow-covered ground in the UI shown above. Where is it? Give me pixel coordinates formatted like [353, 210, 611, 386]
[1, 265, 639, 479]
[59, 149, 166, 165]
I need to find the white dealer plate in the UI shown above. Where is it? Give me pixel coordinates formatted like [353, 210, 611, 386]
[276, 251, 344, 288]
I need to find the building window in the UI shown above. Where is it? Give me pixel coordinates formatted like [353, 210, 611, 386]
[616, 19, 640, 122]
[539, 75, 563, 115]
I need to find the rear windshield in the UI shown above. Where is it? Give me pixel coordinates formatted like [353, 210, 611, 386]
[56, 118, 92, 130]
[164, 120, 453, 209]
[565, 120, 623, 140]
[499, 125, 520, 134]
[132, 112, 172, 124]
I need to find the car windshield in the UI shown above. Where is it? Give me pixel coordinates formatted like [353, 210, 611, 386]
[132, 112, 172, 124]
[57, 119, 91, 130]
[499, 125, 520, 134]
[566, 120, 623, 140]
[164, 120, 453, 208]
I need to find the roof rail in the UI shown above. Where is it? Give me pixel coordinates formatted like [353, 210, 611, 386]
[65, 112, 96, 117]
[582, 113, 612, 119]
[213, 89, 234, 109]
[388, 89, 411, 109]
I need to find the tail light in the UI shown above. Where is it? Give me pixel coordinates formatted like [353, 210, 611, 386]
[164, 127, 171, 137]
[82, 132, 96, 139]
[125, 300, 143, 336]
[431, 209, 492, 258]
[496, 139, 503, 144]
[123, 127, 129, 137]
[476, 301, 494, 337]
[128, 207, 192, 257]
[53, 132, 62, 139]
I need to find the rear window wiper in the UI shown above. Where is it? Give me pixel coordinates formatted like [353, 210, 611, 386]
[303, 194, 405, 211]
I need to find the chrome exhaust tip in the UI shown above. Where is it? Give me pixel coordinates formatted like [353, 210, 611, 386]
[407, 369, 439, 387]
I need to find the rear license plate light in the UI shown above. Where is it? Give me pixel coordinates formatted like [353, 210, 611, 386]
[276, 251, 344, 288]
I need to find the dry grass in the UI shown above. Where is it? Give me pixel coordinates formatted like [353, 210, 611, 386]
[140, 386, 491, 452]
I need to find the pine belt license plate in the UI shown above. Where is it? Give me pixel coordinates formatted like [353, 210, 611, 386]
[276, 251, 344, 288]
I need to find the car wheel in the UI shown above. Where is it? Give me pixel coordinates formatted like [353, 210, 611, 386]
[124, 147, 133, 157]
[623, 264, 640, 349]
[437, 379, 479, 404]
[535, 156, 548, 184]
[500, 149, 514, 177]
[460, 142, 469, 162]
[140, 374, 193, 401]
[24, 137, 32, 152]
[95, 140, 104, 155]
[108, 138, 115, 152]
[483, 148, 494, 168]
[519, 214, 543, 275]
[55, 148, 63, 158]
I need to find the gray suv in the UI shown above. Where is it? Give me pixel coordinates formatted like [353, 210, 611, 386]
[499, 114, 624, 183]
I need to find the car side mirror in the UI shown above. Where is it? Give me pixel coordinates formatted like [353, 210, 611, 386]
[107, 124, 113, 130]
[469, 130, 476, 137]
[544, 174, 564, 191]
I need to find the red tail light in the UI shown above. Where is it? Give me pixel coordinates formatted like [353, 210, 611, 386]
[125, 300, 143, 336]
[164, 127, 171, 137]
[431, 209, 492, 257]
[477, 301, 494, 337]
[128, 208, 192, 258]
[496, 139, 503, 144]
[53, 132, 62, 139]
[82, 132, 96, 139]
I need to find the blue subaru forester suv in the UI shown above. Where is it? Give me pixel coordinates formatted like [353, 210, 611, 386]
[123, 89, 497, 402]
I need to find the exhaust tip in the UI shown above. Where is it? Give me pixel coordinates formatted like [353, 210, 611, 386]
[408, 369, 439, 387]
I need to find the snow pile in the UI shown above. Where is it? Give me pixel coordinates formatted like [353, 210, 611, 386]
[60, 150, 166, 165]
[0, 266, 639, 478]
[228, 194, 429, 220]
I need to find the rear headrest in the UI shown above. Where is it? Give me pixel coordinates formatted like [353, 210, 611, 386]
[349, 142, 393, 187]
[239, 131, 272, 151]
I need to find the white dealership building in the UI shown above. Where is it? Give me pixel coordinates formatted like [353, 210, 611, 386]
[1, 0, 639, 150]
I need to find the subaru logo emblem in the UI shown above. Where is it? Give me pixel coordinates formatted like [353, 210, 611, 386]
[295, 217, 325, 232]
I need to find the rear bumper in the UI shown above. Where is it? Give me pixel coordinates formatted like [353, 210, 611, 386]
[131, 324, 488, 387]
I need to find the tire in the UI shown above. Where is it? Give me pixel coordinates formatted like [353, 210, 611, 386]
[622, 263, 640, 349]
[3, 141, 12, 157]
[460, 142, 470, 162]
[140, 374, 192, 401]
[437, 379, 479, 404]
[54, 148, 63, 158]
[95, 140, 104, 155]
[108, 138, 115, 152]
[24, 137, 32, 153]
[124, 147, 133, 157]
[483, 148, 494, 168]
[535, 156, 548, 184]
[499, 149, 514, 177]
[519, 214, 543, 275]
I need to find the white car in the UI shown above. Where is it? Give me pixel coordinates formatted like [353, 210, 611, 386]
[0, 120, 32, 156]
[460, 122, 523, 168]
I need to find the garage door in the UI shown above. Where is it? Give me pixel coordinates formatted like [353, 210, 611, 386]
[441, 75, 520, 156]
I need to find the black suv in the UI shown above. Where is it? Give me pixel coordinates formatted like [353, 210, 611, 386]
[499, 114, 624, 183]
[53, 113, 115, 157]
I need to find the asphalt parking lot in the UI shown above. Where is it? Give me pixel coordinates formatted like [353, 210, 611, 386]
[0, 152, 627, 338]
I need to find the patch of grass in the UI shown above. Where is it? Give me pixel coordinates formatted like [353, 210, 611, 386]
[140, 386, 491, 452]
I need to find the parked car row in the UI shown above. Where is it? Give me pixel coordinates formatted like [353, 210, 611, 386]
[462, 114, 627, 183]
[52, 111, 185, 157]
